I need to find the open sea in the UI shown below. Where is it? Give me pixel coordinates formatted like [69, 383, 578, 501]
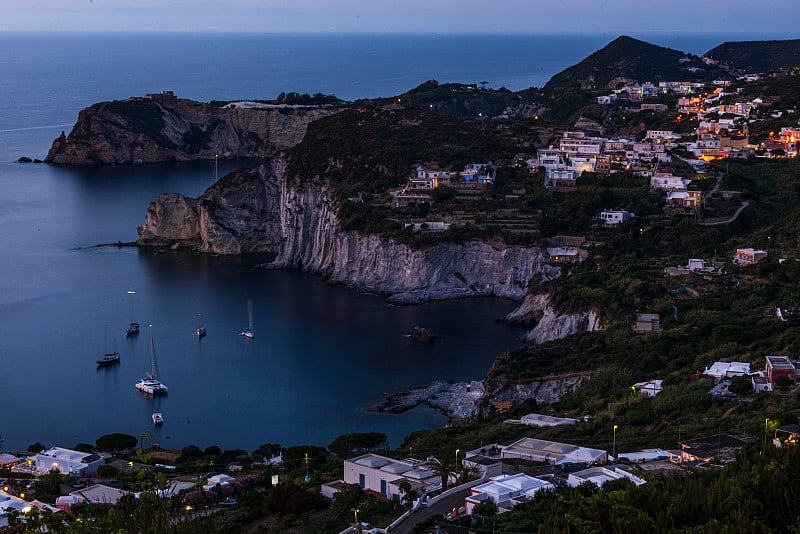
[0, 32, 784, 453]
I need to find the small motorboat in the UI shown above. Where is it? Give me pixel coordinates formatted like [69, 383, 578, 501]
[152, 412, 164, 425]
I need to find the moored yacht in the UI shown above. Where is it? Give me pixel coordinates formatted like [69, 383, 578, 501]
[135, 325, 168, 396]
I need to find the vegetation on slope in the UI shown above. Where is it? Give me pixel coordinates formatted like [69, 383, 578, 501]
[545, 36, 732, 90]
[706, 39, 800, 73]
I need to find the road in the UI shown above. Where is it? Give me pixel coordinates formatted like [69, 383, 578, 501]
[389, 483, 480, 534]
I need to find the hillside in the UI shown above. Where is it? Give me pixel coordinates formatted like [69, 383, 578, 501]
[544, 36, 731, 91]
[705, 39, 800, 73]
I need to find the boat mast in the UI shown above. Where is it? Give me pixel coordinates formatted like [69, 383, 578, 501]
[248, 299, 254, 333]
[149, 324, 161, 381]
[128, 291, 135, 324]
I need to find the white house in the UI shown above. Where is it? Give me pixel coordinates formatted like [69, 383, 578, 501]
[501, 437, 607, 465]
[632, 379, 664, 397]
[464, 473, 554, 515]
[27, 447, 103, 476]
[1, 492, 61, 529]
[599, 210, 634, 226]
[567, 466, 646, 488]
[704, 361, 750, 382]
[646, 130, 680, 142]
[203, 474, 235, 491]
[650, 174, 691, 191]
[69, 484, 131, 506]
[333, 454, 440, 501]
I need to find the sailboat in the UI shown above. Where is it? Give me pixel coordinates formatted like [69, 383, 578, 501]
[196, 299, 207, 338]
[240, 299, 254, 339]
[96, 325, 120, 366]
[126, 290, 140, 336]
[135, 324, 168, 395]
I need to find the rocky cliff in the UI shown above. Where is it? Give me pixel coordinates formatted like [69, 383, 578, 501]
[505, 292, 604, 343]
[46, 97, 341, 165]
[137, 158, 561, 302]
[485, 371, 591, 406]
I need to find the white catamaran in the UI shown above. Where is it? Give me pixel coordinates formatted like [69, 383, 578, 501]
[135, 324, 168, 395]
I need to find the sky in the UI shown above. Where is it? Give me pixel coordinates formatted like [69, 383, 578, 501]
[1, 0, 799, 35]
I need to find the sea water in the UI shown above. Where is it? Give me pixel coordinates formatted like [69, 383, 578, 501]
[0, 32, 767, 451]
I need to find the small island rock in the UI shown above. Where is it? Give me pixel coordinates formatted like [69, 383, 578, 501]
[409, 326, 434, 344]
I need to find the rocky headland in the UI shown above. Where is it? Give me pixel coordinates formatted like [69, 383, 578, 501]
[372, 370, 591, 421]
[45, 95, 342, 165]
[137, 157, 562, 303]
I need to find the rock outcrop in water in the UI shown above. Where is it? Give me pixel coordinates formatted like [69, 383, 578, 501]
[505, 292, 604, 343]
[137, 158, 562, 302]
[45, 96, 341, 165]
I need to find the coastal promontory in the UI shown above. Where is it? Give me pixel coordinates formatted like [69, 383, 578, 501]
[45, 92, 342, 165]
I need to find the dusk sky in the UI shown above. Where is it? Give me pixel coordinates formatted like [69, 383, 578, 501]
[2, 0, 800, 35]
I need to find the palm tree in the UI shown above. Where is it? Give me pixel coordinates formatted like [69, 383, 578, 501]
[424, 456, 456, 491]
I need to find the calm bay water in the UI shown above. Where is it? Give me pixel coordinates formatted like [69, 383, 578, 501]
[0, 32, 778, 452]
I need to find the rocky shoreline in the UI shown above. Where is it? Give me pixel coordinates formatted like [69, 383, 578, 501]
[372, 379, 485, 420]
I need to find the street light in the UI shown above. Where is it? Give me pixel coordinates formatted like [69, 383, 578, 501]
[613, 425, 619, 461]
[455, 449, 460, 467]
[353, 508, 360, 526]
[765, 418, 770, 448]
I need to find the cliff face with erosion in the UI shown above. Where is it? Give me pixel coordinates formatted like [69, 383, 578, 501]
[137, 159, 561, 302]
[505, 292, 604, 343]
[486, 372, 592, 406]
[46, 96, 340, 165]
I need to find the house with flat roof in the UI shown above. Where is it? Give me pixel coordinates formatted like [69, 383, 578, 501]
[678, 434, 747, 464]
[464, 473, 554, 515]
[634, 314, 661, 333]
[19, 447, 103, 476]
[617, 449, 671, 463]
[0, 453, 20, 468]
[703, 361, 750, 382]
[323, 454, 440, 502]
[766, 356, 795, 385]
[501, 437, 607, 465]
[567, 465, 646, 488]
[1, 491, 60, 528]
[734, 248, 767, 265]
[599, 210, 634, 226]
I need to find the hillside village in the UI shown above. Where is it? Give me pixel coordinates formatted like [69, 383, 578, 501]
[375, 67, 799, 240]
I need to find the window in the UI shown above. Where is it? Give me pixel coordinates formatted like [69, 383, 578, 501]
[380, 479, 387, 494]
[359, 474, 365, 489]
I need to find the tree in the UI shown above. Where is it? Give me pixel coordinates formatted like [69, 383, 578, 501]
[27, 442, 45, 453]
[423, 455, 456, 491]
[204, 445, 222, 457]
[397, 480, 418, 504]
[473, 499, 498, 519]
[775, 375, 793, 392]
[253, 443, 283, 459]
[95, 433, 137, 453]
[728, 375, 754, 396]
[328, 432, 389, 459]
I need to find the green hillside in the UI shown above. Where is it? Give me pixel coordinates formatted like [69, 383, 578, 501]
[705, 39, 800, 73]
[545, 36, 731, 90]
